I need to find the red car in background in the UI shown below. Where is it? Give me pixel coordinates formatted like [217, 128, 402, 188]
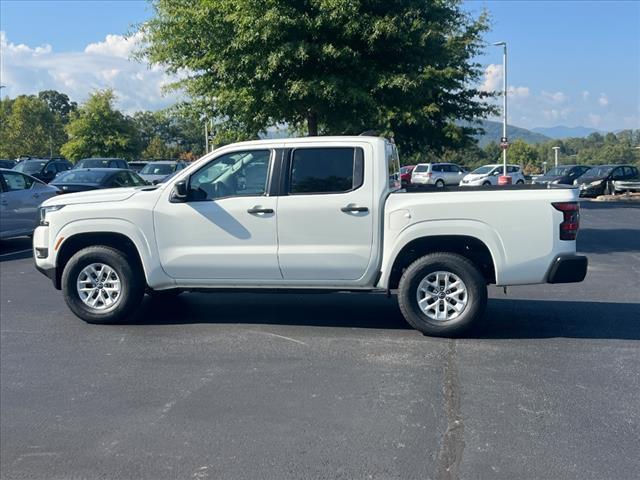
[400, 165, 416, 187]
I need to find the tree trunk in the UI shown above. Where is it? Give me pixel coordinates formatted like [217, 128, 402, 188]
[307, 111, 318, 136]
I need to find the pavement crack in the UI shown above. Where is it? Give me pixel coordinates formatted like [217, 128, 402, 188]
[436, 339, 465, 480]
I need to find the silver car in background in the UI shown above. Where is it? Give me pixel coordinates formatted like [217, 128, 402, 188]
[410, 162, 466, 187]
[0, 169, 60, 240]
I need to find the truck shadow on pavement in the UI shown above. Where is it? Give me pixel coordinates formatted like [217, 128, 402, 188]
[127, 293, 640, 340]
[578, 229, 640, 253]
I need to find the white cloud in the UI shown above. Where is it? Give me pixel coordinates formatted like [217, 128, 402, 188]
[581, 90, 590, 100]
[542, 91, 567, 104]
[480, 63, 502, 92]
[0, 31, 181, 113]
[598, 93, 609, 107]
[508, 86, 530, 99]
[587, 113, 601, 127]
[84, 32, 143, 59]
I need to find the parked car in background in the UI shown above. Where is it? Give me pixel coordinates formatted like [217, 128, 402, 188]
[0, 169, 60, 239]
[613, 178, 640, 194]
[74, 158, 129, 169]
[127, 161, 148, 173]
[410, 162, 466, 187]
[533, 165, 591, 185]
[13, 158, 73, 183]
[0, 159, 17, 169]
[399, 165, 416, 187]
[138, 160, 188, 184]
[460, 164, 525, 186]
[576, 165, 639, 197]
[51, 168, 147, 194]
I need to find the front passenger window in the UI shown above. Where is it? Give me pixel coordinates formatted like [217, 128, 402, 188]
[189, 150, 271, 201]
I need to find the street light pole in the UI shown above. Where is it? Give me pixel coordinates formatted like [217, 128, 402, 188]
[494, 42, 508, 178]
[552, 146, 560, 168]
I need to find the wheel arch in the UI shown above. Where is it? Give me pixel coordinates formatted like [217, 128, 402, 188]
[381, 221, 505, 290]
[55, 232, 145, 289]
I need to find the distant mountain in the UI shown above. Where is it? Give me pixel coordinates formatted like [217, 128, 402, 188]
[469, 120, 551, 147]
[531, 125, 601, 139]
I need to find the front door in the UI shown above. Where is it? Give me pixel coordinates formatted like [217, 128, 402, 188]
[153, 149, 281, 280]
[276, 145, 374, 281]
[0, 172, 38, 237]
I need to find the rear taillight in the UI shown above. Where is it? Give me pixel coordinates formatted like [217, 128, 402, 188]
[552, 202, 579, 240]
[427, 173, 432, 178]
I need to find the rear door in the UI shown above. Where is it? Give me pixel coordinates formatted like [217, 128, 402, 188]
[276, 145, 373, 281]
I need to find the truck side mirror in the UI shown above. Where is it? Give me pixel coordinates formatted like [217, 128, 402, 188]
[172, 180, 188, 201]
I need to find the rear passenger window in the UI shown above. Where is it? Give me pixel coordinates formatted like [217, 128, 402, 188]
[289, 147, 363, 194]
[508, 166, 519, 173]
[432, 165, 444, 172]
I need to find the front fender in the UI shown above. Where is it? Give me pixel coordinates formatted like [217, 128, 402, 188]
[379, 219, 507, 288]
[54, 218, 174, 289]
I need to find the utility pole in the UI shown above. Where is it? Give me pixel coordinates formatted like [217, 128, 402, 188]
[493, 42, 508, 181]
[552, 146, 560, 168]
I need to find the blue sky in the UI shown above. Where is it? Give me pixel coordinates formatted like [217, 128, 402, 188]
[1, 0, 638, 131]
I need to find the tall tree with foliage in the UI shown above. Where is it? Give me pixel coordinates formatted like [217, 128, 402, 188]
[139, 0, 495, 155]
[0, 95, 66, 158]
[38, 90, 77, 122]
[61, 90, 141, 161]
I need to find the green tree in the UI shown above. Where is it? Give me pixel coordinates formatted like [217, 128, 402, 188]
[61, 90, 141, 161]
[38, 90, 77, 122]
[142, 135, 176, 159]
[139, 0, 495, 155]
[0, 95, 66, 158]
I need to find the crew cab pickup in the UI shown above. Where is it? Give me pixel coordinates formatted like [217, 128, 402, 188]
[33, 136, 587, 337]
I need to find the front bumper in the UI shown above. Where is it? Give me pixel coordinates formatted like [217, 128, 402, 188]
[578, 183, 605, 197]
[547, 254, 588, 284]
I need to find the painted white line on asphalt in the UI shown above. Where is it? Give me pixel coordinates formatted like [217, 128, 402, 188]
[0, 249, 32, 258]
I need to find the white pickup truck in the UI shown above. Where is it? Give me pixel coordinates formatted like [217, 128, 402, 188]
[33, 136, 587, 337]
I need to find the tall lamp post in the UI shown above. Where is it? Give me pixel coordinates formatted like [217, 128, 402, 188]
[552, 146, 560, 168]
[493, 41, 508, 180]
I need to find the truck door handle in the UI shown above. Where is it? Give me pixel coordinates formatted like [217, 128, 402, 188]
[247, 206, 274, 214]
[341, 205, 369, 213]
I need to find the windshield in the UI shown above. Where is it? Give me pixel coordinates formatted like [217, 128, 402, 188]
[53, 170, 110, 184]
[471, 166, 494, 175]
[14, 161, 46, 174]
[400, 166, 413, 174]
[546, 167, 572, 176]
[583, 166, 613, 178]
[76, 159, 118, 168]
[140, 163, 176, 175]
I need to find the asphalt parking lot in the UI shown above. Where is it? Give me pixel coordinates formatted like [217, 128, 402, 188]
[1, 201, 639, 480]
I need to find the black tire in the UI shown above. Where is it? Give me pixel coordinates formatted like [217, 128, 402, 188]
[435, 179, 445, 188]
[482, 181, 491, 186]
[397, 252, 487, 337]
[516, 179, 525, 185]
[62, 246, 145, 324]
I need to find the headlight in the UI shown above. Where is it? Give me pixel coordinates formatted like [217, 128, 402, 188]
[550, 179, 560, 184]
[589, 180, 603, 187]
[39, 205, 65, 226]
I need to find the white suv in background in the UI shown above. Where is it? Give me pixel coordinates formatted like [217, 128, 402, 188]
[460, 164, 525, 186]
[410, 163, 466, 187]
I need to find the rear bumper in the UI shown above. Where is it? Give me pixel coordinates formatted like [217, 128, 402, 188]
[546, 254, 588, 284]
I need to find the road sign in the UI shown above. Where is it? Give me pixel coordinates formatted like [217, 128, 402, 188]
[500, 136, 507, 143]
[500, 141, 509, 150]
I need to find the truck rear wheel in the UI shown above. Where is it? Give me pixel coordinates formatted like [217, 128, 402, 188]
[61, 246, 145, 324]
[397, 252, 487, 337]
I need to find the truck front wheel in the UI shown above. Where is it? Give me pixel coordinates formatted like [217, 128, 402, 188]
[397, 253, 487, 337]
[61, 246, 145, 324]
